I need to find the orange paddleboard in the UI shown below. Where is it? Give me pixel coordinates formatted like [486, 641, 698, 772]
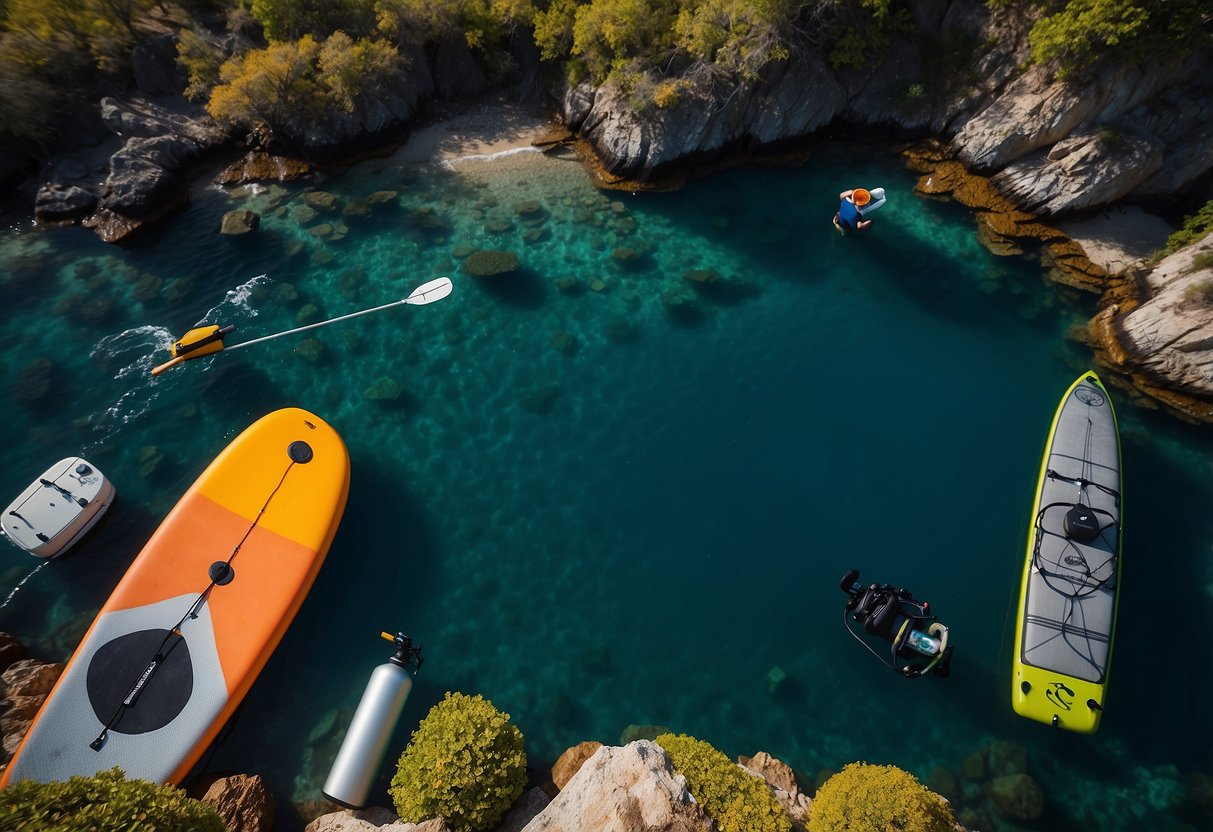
[1, 407, 349, 785]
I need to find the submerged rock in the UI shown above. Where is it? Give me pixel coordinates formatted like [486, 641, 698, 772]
[215, 152, 313, 185]
[463, 250, 519, 277]
[518, 385, 560, 415]
[364, 378, 405, 401]
[986, 773, 1044, 821]
[221, 210, 260, 235]
[302, 191, 340, 211]
[12, 358, 56, 408]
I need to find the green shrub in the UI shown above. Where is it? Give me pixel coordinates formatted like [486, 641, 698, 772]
[1184, 278, 1213, 308]
[655, 733, 791, 832]
[0, 768, 226, 832]
[1191, 253, 1213, 273]
[808, 763, 956, 832]
[389, 692, 526, 832]
[1029, 0, 1209, 80]
[1162, 201, 1213, 255]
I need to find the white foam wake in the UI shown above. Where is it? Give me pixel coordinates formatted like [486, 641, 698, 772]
[440, 146, 542, 168]
[91, 325, 176, 380]
[201, 272, 269, 322]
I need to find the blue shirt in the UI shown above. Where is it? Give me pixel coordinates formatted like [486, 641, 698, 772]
[837, 199, 861, 229]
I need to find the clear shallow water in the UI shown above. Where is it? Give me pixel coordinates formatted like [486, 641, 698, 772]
[1, 142, 1211, 831]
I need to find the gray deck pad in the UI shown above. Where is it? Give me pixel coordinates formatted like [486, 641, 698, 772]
[4, 593, 226, 784]
[1021, 377, 1121, 683]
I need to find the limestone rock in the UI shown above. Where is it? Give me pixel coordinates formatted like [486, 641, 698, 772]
[35, 184, 98, 224]
[986, 773, 1044, 821]
[521, 741, 713, 832]
[552, 741, 603, 790]
[221, 210, 260, 235]
[200, 774, 276, 832]
[1107, 234, 1213, 416]
[990, 130, 1163, 216]
[463, 250, 519, 277]
[305, 807, 449, 832]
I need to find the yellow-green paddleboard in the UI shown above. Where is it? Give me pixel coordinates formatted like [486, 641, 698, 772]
[1012, 372, 1122, 733]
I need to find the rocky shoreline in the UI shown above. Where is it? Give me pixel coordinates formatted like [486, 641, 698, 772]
[7, 624, 1211, 832]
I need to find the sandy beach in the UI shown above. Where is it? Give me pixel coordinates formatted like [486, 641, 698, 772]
[389, 99, 562, 164]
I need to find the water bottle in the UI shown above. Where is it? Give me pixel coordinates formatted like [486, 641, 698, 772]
[906, 629, 940, 657]
[322, 632, 423, 808]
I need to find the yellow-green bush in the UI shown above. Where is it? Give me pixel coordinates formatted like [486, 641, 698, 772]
[0, 768, 226, 832]
[389, 691, 526, 832]
[808, 763, 956, 832]
[655, 733, 791, 832]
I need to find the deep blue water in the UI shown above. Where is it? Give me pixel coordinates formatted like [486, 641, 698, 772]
[1, 141, 1211, 831]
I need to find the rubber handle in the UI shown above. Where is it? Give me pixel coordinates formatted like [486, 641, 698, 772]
[150, 356, 186, 377]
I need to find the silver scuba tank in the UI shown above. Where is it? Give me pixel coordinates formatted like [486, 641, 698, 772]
[322, 631, 424, 808]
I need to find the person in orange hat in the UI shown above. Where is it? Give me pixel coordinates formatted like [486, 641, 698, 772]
[834, 188, 874, 232]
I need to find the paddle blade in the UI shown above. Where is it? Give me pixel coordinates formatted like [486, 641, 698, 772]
[404, 277, 453, 305]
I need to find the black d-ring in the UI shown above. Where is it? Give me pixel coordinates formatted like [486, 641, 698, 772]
[288, 441, 314, 464]
[209, 561, 235, 585]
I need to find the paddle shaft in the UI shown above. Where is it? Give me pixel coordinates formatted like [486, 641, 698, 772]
[225, 298, 411, 353]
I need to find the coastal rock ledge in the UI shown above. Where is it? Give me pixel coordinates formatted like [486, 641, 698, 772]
[562, 6, 1213, 216]
[1090, 234, 1213, 423]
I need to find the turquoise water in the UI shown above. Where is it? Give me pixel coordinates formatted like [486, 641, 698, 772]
[2, 142, 1212, 830]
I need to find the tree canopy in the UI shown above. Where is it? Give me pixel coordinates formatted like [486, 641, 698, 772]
[1030, 0, 1212, 78]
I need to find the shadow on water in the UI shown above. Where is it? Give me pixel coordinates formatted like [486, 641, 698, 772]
[468, 267, 549, 310]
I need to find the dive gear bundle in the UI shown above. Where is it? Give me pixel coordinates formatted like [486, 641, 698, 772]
[840, 569, 953, 679]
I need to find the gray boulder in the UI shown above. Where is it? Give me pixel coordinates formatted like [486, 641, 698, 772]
[35, 184, 98, 223]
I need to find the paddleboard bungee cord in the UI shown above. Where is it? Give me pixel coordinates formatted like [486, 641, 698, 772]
[1028, 427, 1121, 685]
[89, 446, 306, 752]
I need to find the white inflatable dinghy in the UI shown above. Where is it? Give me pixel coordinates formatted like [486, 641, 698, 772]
[2, 458, 115, 558]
